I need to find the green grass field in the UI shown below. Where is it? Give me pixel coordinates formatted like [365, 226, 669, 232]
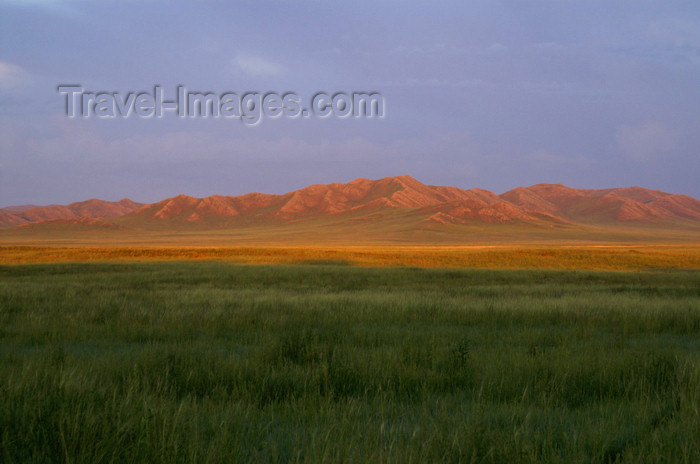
[1, 262, 699, 462]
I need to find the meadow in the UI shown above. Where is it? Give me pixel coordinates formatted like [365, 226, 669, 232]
[1, 261, 699, 462]
[1, 244, 700, 270]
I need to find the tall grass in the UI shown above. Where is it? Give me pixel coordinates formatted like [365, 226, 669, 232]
[1, 263, 699, 462]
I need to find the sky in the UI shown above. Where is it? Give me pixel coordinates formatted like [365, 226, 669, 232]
[0, 0, 699, 206]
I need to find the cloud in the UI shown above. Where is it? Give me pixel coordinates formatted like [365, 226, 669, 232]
[0, 115, 390, 167]
[0, 0, 63, 5]
[528, 150, 594, 168]
[0, 0, 153, 12]
[609, 19, 700, 66]
[0, 61, 29, 89]
[0, 0, 84, 16]
[1, 117, 480, 180]
[530, 42, 569, 53]
[616, 123, 679, 162]
[232, 55, 282, 77]
[370, 77, 494, 89]
[391, 43, 448, 55]
[482, 43, 507, 55]
[390, 42, 508, 57]
[649, 19, 700, 52]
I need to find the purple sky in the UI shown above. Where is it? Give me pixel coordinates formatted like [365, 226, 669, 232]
[1, 0, 699, 206]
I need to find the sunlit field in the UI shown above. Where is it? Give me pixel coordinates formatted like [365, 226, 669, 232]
[1, 262, 699, 462]
[1, 244, 700, 270]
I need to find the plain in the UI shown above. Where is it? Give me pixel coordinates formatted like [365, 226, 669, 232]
[1, 262, 699, 462]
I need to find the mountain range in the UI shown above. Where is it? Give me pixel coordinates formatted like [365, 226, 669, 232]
[2, 176, 700, 243]
[0, 199, 144, 228]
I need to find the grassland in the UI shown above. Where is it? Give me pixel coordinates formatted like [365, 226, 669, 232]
[1, 262, 699, 462]
[2, 244, 700, 271]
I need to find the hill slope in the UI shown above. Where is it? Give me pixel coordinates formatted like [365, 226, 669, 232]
[500, 184, 700, 223]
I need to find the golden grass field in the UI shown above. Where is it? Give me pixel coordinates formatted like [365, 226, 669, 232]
[2, 244, 700, 270]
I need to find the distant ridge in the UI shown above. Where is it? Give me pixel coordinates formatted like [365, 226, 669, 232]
[0, 198, 144, 228]
[3, 177, 700, 241]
